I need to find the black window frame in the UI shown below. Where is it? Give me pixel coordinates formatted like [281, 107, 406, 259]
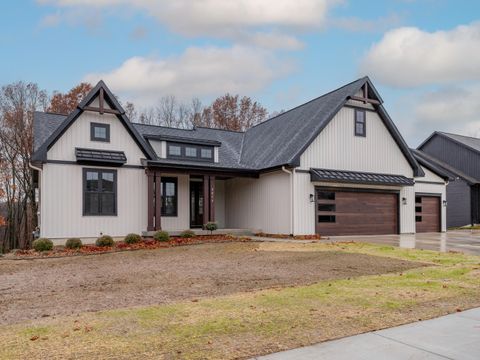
[161, 177, 178, 217]
[83, 168, 117, 216]
[90, 122, 110, 142]
[166, 142, 214, 162]
[354, 109, 366, 137]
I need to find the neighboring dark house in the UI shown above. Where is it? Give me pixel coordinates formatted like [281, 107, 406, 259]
[416, 132, 480, 227]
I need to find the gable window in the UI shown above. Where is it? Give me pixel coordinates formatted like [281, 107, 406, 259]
[354, 109, 366, 137]
[161, 177, 177, 216]
[83, 169, 117, 216]
[90, 122, 110, 142]
[166, 142, 214, 162]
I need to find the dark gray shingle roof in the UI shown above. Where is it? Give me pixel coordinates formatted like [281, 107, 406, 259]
[33, 111, 66, 151]
[438, 132, 480, 153]
[410, 149, 451, 181]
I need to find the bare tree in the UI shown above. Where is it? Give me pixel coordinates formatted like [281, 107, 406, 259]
[124, 102, 137, 122]
[0, 82, 48, 251]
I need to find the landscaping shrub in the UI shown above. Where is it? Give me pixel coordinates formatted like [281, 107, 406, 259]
[204, 222, 218, 234]
[124, 233, 142, 244]
[32, 238, 53, 252]
[65, 238, 82, 249]
[96, 235, 114, 247]
[180, 230, 196, 238]
[153, 230, 170, 242]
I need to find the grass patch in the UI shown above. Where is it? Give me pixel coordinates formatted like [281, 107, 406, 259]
[0, 242, 479, 359]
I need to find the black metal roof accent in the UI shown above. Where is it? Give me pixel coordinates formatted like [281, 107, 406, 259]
[75, 148, 127, 165]
[31, 80, 155, 162]
[310, 168, 414, 186]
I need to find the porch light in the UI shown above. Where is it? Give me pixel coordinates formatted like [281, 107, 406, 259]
[443, 200, 447, 207]
[309, 194, 315, 203]
[402, 197, 407, 205]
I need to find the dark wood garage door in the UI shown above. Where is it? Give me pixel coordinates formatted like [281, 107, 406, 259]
[315, 188, 399, 236]
[415, 195, 441, 233]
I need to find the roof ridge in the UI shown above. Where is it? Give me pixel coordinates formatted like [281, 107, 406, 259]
[195, 126, 245, 134]
[246, 76, 368, 132]
[132, 122, 196, 131]
[439, 131, 480, 141]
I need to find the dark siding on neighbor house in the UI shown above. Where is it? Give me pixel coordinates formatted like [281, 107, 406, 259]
[421, 135, 480, 180]
[446, 179, 471, 227]
[471, 185, 480, 225]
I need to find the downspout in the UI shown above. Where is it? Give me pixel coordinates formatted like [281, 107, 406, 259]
[29, 162, 42, 238]
[282, 166, 294, 236]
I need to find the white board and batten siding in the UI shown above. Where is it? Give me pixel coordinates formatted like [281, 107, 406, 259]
[294, 105, 417, 235]
[225, 171, 290, 234]
[42, 106, 149, 241]
[414, 166, 447, 232]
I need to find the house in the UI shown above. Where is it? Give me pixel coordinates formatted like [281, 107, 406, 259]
[31, 77, 448, 243]
[416, 132, 480, 227]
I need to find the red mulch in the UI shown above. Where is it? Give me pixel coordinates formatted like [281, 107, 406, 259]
[255, 232, 321, 240]
[5, 235, 251, 259]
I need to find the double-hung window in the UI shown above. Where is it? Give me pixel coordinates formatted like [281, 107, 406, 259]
[161, 177, 177, 216]
[83, 169, 117, 216]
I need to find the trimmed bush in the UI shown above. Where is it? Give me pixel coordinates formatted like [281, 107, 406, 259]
[153, 230, 170, 242]
[124, 233, 142, 244]
[96, 235, 114, 247]
[65, 238, 82, 249]
[33, 238, 53, 252]
[180, 230, 196, 238]
[204, 222, 218, 234]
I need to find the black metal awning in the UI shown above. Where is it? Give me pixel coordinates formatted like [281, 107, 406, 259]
[75, 148, 127, 166]
[310, 168, 414, 186]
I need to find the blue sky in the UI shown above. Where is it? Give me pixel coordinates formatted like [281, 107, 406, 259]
[1, 1, 480, 146]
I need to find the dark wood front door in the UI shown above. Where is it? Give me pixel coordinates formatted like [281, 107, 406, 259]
[415, 195, 441, 233]
[315, 188, 399, 236]
[190, 180, 204, 228]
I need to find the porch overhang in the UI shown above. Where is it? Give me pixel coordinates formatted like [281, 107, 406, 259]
[310, 168, 414, 186]
[142, 159, 259, 178]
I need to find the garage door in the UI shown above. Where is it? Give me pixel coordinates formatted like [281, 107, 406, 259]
[415, 195, 441, 233]
[315, 188, 399, 236]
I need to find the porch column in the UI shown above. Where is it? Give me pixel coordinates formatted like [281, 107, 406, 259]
[203, 175, 210, 225]
[209, 176, 215, 222]
[146, 170, 154, 231]
[155, 172, 162, 230]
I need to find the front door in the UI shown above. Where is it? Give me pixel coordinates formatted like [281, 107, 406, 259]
[190, 179, 204, 228]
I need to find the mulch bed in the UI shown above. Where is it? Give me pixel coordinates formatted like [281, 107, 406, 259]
[3, 235, 251, 260]
[255, 232, 321, 240]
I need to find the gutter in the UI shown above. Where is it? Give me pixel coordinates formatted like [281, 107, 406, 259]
[282, 166, 295, 236]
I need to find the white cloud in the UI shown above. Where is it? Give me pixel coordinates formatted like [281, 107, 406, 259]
[84, 46, 295, 106]
[360, 22, 480, 87]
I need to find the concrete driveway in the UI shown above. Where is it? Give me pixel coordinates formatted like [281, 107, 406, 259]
[256, 307, 480, 360]
[327, 231, 480, 255]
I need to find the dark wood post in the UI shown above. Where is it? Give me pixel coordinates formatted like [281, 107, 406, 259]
[203, 175, 210, 225]
[155, 172, 162, 230]
[147, 170, 154, 231]
[209, 176, 215, 222]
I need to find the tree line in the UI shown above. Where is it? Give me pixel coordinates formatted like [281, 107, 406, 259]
[0, 81, 273, 251]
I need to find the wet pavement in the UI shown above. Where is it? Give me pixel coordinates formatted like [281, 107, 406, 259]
[256, 307, 480, 360]
[328, 231, 480, 255]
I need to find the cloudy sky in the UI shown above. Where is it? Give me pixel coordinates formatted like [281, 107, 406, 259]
[1, 0, 480, 146]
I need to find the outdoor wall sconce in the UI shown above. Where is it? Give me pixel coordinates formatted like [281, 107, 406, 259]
[402, 197, 407, 205]
[309, 194, 315, 203]
[443, 200, 447, 207]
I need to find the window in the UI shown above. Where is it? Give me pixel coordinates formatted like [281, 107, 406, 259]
[83, 169, 116, 216]
[318, 215, 336, 223]
[185, 147, 197, 157]
[354, 109, 366, 137]
[90, 123, 110, 142]
[317, 191, 335, 200]
[201, 148, 212, 159]
[166, 142, 214, 162]
[318, 204, 336, 212]
[415, 206, 422, 212]
[416, 216, 422, 222]
[415, 196, 422, 204]
[168, 144, 181, 156]
[161, 177, 177, 216]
